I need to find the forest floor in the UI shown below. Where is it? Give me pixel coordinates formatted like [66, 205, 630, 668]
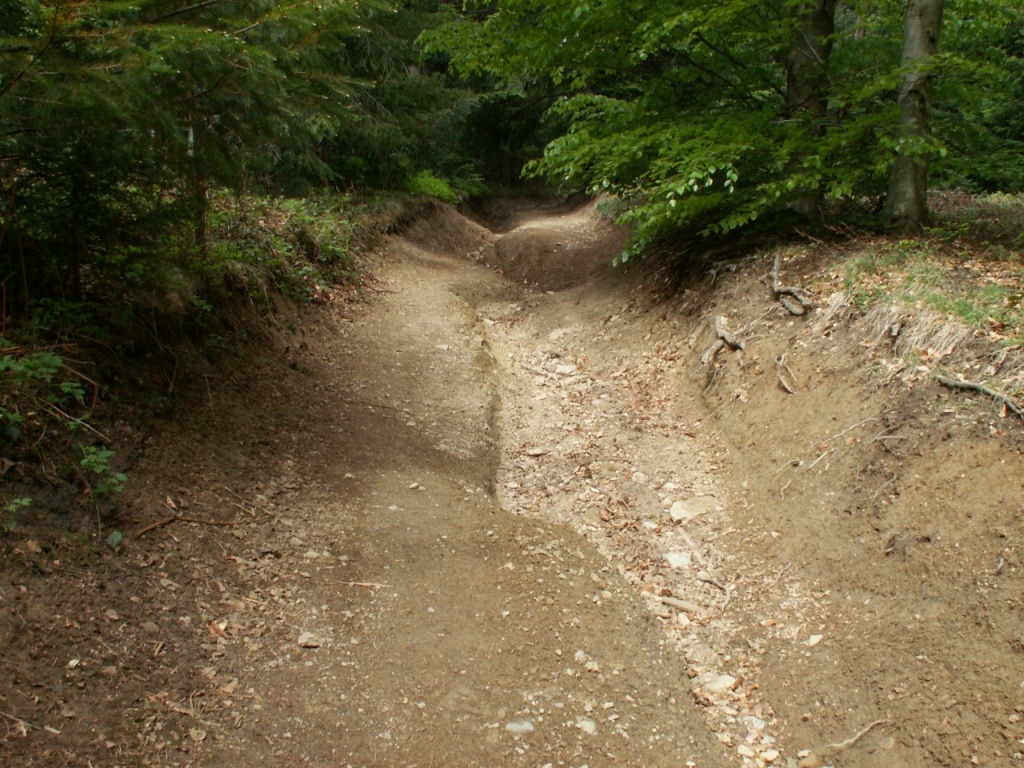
[3, 197, 1024, 768]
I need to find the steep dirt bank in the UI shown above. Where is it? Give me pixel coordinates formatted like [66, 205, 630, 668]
[463, 199, 1024, 768]
[3, 198, 1023, 768]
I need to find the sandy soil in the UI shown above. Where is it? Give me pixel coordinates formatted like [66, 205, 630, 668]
[3, 198, 1024, 768]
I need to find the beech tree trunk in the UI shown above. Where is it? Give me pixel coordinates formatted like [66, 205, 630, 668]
[785, 1, 836, 219]
[882, 0, 944, 234]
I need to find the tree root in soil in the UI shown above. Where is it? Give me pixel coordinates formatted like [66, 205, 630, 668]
[768, 253, 815, 315]
[799, 718, 891, 767]
[935, 372, 1024, 418]
[701, 316, 745, 365]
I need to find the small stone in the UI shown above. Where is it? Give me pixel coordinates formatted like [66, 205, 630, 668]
[743, 715, 766, 735]
[576, 717, 597, 735]
[303, 550, 320, 559]
[669, 496, 722, 523]
[704, 674, 737, 693]
[141, 620, 159, 634]
[504, 719, 535, 735]
[289, 536, 304, 547]
[297, 632, 321, 648]
[806, 634, 824, 647]
[762, 748, 780, 763]
[663, 551, 692, 569]
[737, 744, 755, 758]
[554, 364, 577, 376]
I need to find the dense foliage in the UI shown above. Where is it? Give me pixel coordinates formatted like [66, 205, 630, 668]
[426, 0, 1024, 253]
[0, 0, 477, 325]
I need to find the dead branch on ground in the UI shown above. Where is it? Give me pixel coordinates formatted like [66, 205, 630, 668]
[136, 514, 267, 538]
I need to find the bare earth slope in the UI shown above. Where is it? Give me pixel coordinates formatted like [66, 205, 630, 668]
[4, 199, 1024, 768]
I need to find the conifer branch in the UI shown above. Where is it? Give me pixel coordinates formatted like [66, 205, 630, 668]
[150, 0, 227, 24]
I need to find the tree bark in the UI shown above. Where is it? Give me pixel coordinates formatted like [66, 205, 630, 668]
[785, 1, 836, 219]
[882, 0, 944, 234]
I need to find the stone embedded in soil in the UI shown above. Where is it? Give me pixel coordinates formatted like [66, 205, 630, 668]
[663, 551, 693, 569]
[576, 717, 598, 735]
[704, 674, 738, 693]
[668, 496, 722, 523]
[504, 719, 535, 735]
[297, 632, 321, 648]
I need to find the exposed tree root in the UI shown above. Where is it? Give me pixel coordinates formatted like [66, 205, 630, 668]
[935, 372, 1024, 418]
[769, 254, 816, 315]
[776, 353, 796, 394]
[701, 316, 746, 365]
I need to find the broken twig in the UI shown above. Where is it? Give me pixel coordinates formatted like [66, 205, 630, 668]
[136, 514, 261, 538]
[340, 581, 392, 589]
[655, 595, 702, 614]
[822, 718, 890, 754]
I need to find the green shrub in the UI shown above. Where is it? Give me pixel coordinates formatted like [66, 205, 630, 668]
[404, 171, 460, 205]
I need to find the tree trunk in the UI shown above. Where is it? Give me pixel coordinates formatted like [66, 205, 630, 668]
[785, 1, 836, 219]
[882, 0, 944, 234]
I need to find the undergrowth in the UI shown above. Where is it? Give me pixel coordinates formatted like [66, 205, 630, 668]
[842, 194, 1024, 346]
[832, 193, 1024, 402]
[1, 190, 409, 537]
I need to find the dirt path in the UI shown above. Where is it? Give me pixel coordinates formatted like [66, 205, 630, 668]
[194, 202, 728, 767]
[6, 198, 1024, 768]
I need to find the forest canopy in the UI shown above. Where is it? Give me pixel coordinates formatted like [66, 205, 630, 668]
[426, 0, 1024, 254]
[2, 0, 1023, 327]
